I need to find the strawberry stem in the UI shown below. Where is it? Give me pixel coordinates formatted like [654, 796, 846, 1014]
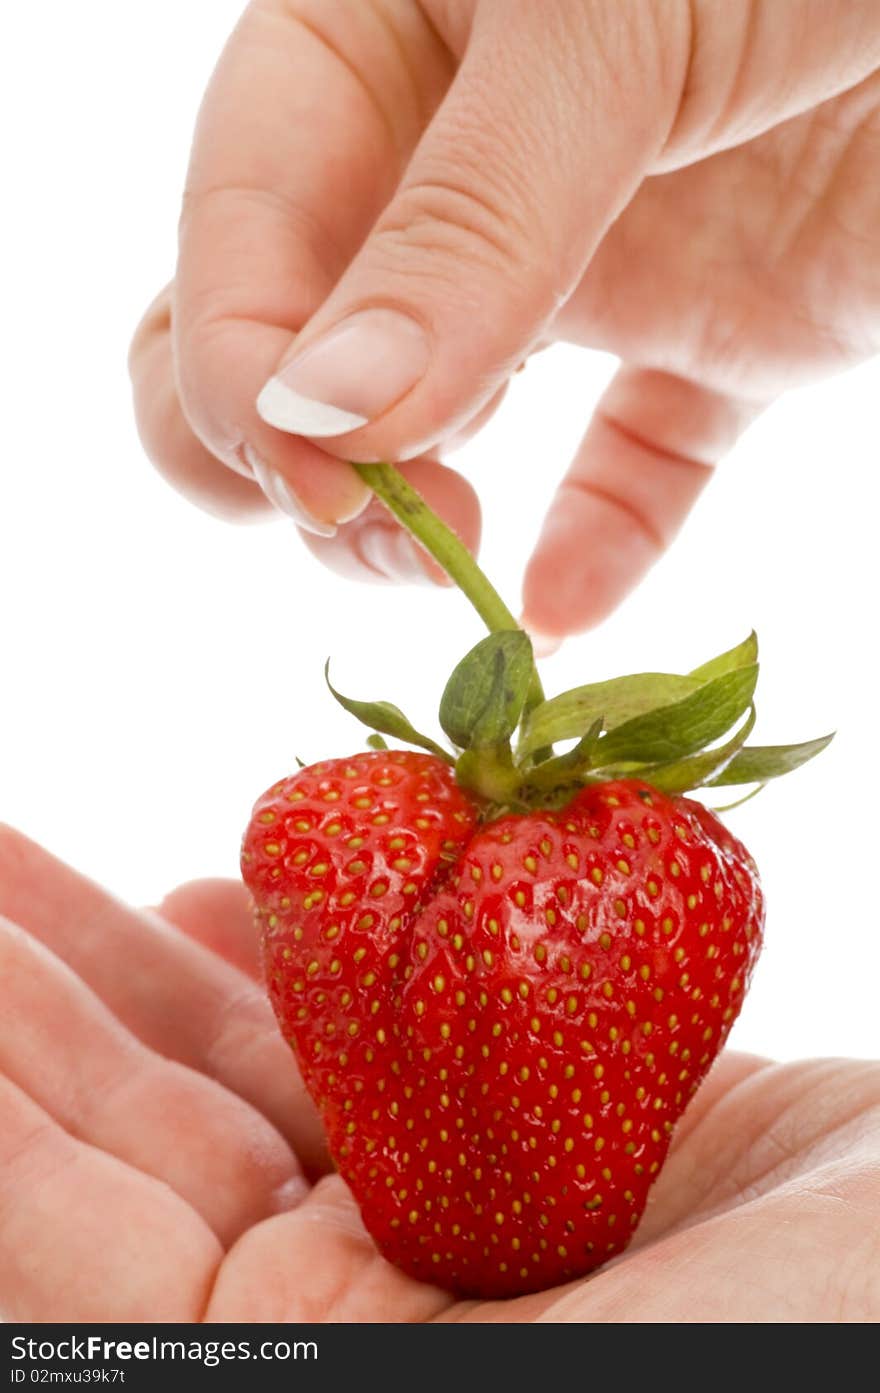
[353, 461, 544, 713]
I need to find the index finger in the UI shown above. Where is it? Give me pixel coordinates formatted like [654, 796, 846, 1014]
[144, 0, 452, 527]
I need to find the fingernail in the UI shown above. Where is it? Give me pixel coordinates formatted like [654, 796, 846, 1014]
[243, 446, 337, 538]
[520, 618, 564, 658]
[256, 309, 429, 438]
[531, 632, 564, 658]
[357, 524, 434, 585]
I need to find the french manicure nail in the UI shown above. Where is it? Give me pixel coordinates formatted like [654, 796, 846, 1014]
[256, 309, 429, 438]
[358, 524, 433, 585]
[243, 446, 337, 538]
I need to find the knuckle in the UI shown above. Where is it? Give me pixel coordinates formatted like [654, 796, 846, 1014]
[179, 182, 347, 281]
[379, 178, 520, 274]
[372, 168, 559, 312]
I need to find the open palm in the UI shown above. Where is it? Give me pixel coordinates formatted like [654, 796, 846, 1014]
[0, 824, 877, 1322]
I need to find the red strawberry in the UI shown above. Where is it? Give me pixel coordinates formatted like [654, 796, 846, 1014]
[237, 460, 833, 1298]
[242, 626, 829, 1298]
[243, 749, 767, 1297]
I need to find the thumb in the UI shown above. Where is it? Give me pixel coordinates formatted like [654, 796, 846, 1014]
[255, 0, 688, 462]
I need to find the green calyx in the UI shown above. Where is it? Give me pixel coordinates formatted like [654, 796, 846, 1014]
[324, 463, 832, 812]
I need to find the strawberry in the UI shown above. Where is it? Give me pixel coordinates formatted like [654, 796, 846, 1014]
[242, 626, 829, 1299]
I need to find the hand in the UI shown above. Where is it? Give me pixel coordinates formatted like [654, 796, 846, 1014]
[1, 823, 877, 1322]
[129, 0, 880, 640]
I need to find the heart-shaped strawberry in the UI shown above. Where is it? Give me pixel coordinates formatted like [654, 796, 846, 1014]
[243, 750, 765, 1297]
[242, 465, 830, 1298]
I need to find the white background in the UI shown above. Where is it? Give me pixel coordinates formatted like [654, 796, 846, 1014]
[1, 2, 877, 1064]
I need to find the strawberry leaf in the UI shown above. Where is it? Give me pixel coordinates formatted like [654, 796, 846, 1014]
[595, 665, 759, 766]
[689, 632, 758, 682]
[521, 718, 604, 793]
[440, 631, 534, 751]
[518, 672, 703, 757]
[710, 784, 767, 812]
[706, 732, 834, 786]
[517, 636, 759, 759]
[639, 704, 757, 795]
[325, 662, 452, 762]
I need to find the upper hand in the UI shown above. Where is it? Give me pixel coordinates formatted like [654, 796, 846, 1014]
[129, 0, 880, 640]
[1, 823, 877, 1321]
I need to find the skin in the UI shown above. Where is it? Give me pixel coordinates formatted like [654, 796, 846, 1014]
[129, 0, 880, 638]
[36, 0, 879, 1322]
[1, 823, 877, 1322]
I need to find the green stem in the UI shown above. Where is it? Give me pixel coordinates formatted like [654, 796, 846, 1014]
[353, 461, 544, 712]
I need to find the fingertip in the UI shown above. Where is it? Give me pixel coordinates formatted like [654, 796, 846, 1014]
[519, 620, 565, 659]
[356, 524, 442, 586]
[522, 500, 659, 638]
[297, 456, 481, 589]
[249, 435, 372, 534]
[157, 879, 261, 980]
